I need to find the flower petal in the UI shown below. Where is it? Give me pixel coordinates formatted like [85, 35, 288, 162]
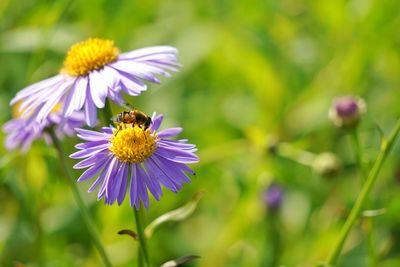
[145, 158, 181, 192]
[84, 91, 98, 127]
[150, 113, 163, 131]
[155, 146, 199, 164]
[88, 71, 107, 108]
[69, 143, 109, 159]
[117, 164, 129, 205]
[137, 163, 162, 201]
[10, 75, 65, 105]
[77, 155, 110, 182]
[157, 127, 182, 138]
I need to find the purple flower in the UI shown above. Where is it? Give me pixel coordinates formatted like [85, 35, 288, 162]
[329, 96, 366, 128]
[262, 184, 284, 210]
[11, 38, 180, 127]
[70, 113, 199, 209]
[3, 110, 86, 153]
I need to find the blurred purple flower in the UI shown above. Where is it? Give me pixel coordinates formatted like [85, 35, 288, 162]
[329, 96, 366, 128]
[263, 184, 284, 210]
[3, 111, 85, 153]
[11, 38, 180, 127]
[70, 113, 199, 209]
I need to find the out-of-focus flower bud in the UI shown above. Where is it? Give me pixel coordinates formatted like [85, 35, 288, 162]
[263, 183, 284, 210]
[329, 96, 366, 128]
[312, 152, 342, 177]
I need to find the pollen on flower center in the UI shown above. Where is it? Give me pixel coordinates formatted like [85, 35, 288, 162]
[62, 38, 119, 76]
[109, 125, 157, 163]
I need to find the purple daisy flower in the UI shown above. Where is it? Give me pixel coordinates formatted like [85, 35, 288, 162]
[3, 109, 86, 153]
[70, 113, 199, 208]
[10, 38, 180, 127]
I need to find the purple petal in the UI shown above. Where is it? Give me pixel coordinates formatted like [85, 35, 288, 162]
[137, 164, 162, 201]
[117, 164, 129, 205]
[135, 165, 149, 208]
[75, 128, 109, 141]
[150, 114, 163, 131]
[77, 155, 110, 182]
[145, 158, 181, 192]
[69, 143, 109, 159]
[155, 146, 199, 164]
[108, 163, 128, 204]
[152, 155, 191, 184]
[84, 91, 98, 127]
[75, 140, 109, 150]
[88, 164, 109, 193]
[98, 157, 119, 199]
[130, 164, 140, 208]
[158, 139, 196, 150]
[74, 152, 109, 169]
[157, 127, 182, 138]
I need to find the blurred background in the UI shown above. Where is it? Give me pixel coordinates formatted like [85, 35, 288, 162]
[1, 0, 400, 266]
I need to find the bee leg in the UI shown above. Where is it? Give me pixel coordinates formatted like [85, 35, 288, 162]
[132, 123, 136, 143]
[114, 126, 121, 136]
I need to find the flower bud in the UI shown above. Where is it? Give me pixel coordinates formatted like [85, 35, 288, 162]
[312, 152, 341, 177]
[329, 96, 366, 128]
[263, 183, 284, 210]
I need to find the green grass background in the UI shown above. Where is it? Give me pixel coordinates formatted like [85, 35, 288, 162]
[1, 0, 400, 266]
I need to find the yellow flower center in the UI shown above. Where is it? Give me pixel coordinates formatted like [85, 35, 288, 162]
[12, 101, 62, 118]
[61, 38, 119, 76]
[109, 124, 157, 163]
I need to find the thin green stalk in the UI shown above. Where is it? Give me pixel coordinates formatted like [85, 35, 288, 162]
[349, 129, 376, 267]
[350, 129, 367, 183]
[134, 206, 151, 267]
[48, 129, 113, 267]
[325, 118, 400, 266]
[101, 99, 114, 126]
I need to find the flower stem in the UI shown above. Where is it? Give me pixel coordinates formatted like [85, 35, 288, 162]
[133, 206, 151, 267]
[48, 129, 113, 267]
[325, 118, 400, 266]
[350, 129, 366, 184]
[349, 129, 377, 267]
[101, 99, 114, 126]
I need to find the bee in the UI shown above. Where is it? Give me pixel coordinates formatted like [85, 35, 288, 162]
[112, 104, 152, 135]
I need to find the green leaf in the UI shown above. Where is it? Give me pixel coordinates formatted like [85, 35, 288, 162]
[362, 208, 386, 218]
[145, 191, 204, 238]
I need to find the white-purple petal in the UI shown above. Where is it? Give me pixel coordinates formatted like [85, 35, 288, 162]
[88, 71, 107, 108]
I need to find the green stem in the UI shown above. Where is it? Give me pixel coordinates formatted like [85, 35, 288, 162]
[325, 118, 400, 266]
[276, 142, 316, 166]
[349, 129, 376, 267]
[134, 206, 151, 267]
[350, 129, 367, 183]
[48, 129, 113, 267]
[101, 99, 114, 126]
